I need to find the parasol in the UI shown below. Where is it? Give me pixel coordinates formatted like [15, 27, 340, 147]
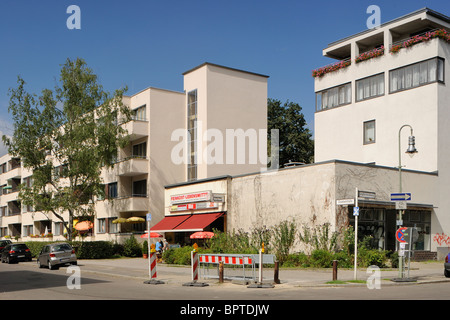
[189, 231, 215, 239]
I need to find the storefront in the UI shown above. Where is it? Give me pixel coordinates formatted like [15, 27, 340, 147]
[152, 177, 229, 245]
[347, 204, 432, 252]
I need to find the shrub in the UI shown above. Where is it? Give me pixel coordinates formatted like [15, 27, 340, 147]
[310, 249, 334, 268]
[142, 241, 148, 255]
[272, 220, 297, 264]
[281, 252, 310, 267]
[71, 241, 113, 259]
[123, 235, 142, 257]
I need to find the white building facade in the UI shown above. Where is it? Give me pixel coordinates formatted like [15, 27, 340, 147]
[0, 63, 268, 244]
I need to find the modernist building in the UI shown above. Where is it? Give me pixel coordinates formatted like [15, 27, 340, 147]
[157, 8, 450, 258]
[0, 62, 268, 243]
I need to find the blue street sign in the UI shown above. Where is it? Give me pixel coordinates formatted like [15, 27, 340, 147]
[353, 207, 359, 216]
[391, 193, 411, 201]
[146, 213, 152, 221]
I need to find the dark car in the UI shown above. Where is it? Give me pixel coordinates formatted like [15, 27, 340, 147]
[0, 240, 12, 252]
[1, 243, 32, 263]
[445, 253, 450, 278]
[37, 243, 77, 270]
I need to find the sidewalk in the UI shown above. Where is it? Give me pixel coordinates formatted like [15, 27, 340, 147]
[77, 258, 450, 287]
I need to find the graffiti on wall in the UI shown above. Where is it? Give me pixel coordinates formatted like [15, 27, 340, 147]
[433, 233, 450, 247]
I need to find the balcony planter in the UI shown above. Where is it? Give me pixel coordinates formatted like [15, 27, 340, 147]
[390, 29, 450, 54]
[355, 46, 385, 63]
[312, 59, 351, 78]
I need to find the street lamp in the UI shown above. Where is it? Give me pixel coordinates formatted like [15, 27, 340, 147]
[397, 124, 417, 279]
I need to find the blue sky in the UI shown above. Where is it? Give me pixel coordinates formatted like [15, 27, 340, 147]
[0, 0, 448, 155]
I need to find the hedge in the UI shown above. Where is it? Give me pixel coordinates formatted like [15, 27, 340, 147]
[25, 241, 116, 259]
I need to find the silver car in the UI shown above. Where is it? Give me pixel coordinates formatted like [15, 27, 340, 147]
[37, 243, 77, 270]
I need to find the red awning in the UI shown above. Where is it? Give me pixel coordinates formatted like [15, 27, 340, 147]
[173, 212, 224, 232]
[151, 215, 191, 232]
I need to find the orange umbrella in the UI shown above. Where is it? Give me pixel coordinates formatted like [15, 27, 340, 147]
[190, 231, 214, 239]
[141, 232, 163, 238]
[74, 221, 93, 231]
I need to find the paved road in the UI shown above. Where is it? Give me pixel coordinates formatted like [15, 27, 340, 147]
[2, 258, 450, 312]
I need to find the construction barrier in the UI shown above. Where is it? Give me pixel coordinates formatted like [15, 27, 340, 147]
[199, 253, 275, 282]
[183, 244, 208, 287]
[143, 245, 164, 285]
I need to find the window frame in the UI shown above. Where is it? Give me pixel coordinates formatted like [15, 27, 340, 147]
[363, 120, 376, 145]
[356, 73, 385, 102]
[389, 57, 445, 94]
[315, 82, 352, 112]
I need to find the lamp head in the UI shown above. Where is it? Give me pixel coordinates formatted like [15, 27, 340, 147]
[406, 135, 418, 156]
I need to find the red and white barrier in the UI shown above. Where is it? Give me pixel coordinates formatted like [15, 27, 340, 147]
[199, 254, 253, 265]
[150, 252, 157, 279]
[192, 251, 199, 282]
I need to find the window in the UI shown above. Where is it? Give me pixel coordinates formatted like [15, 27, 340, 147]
[132, 180, 147, 197]
[23, 225, 33, 237]
[98, 219, 106, 233]
[107, 182, 118, 199]
[108, 218, 118, 233]
[132, 105, 146, 121]
[316, 83, 351, 111]
[364, 120, 376, 144]
[389, 57, 444, 93]
[132, 142, 147, 157]
[356, 73, 384, 101]
[54, 222, 63, 236]
[187, 90, 198, 181]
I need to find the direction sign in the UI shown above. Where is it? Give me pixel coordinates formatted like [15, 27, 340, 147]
[396, 227, 408, 243]
[395, 201, 407, 210]
[336, 199, 355, 206]
[391, 193, 411, 201]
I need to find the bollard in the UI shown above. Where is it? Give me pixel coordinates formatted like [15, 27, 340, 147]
[332, 260, 338, 281]
[219, 261, 224, 283]
[274, 261, 280, 284]
[247, 242, 274, 288]
[144, 244, 164, 284]
[183, 243, 208, 287]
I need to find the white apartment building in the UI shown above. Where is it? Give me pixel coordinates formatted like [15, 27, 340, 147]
[158, 8, 450, 258]
[313, 8, 450, 256]
[0, 62, 268, 243]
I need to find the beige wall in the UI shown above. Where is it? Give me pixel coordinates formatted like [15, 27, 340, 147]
[183, 63, 268, 180]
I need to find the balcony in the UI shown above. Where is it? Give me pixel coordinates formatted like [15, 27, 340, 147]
[121, 119, 148, 141]
[113, 195, 149, 212]
[116, 156, 148, 176]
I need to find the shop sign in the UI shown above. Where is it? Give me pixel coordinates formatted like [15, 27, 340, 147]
[170, 191, 212, 204]
[170, 202, 218, 212]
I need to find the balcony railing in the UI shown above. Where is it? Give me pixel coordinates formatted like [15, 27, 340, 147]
[390, 28, 449, 54]
[312, 28, 449, 78]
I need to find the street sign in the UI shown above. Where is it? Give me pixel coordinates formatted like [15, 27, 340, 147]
[395, 201, 407, 210]
[337, 199, 355, 205]
[358, 190, 376, 199]
[353, 207, 360, 216]
[146, 213, 152, 221]
[396, 227, 408, 243]
[404, 227, 419, 244]
[391, 193, 412, 201]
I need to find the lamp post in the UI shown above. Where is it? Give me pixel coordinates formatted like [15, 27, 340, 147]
[397, 124, 417, 279]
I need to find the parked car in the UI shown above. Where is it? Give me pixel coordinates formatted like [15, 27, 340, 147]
[1, 243, 32, 263]
[37, 243, 77, 270]
[445, 253, 450, 278]
[0, 240, 12, 252]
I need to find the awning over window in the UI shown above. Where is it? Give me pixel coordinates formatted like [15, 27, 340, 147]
[151, 212, 224, 233]
[173, 212, 224, 232]
[151, 215, 191, 232]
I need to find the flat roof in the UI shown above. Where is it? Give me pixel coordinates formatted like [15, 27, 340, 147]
[326, 7, 450, 48]
[182, 62, 270, 78]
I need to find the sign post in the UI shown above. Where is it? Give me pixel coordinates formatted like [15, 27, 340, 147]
[353, 187, 359, 280]
[144, 213, 164, 285]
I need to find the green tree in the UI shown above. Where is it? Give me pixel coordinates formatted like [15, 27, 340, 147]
[3, 58, 131, 240]
[267, 98, 314, 166]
